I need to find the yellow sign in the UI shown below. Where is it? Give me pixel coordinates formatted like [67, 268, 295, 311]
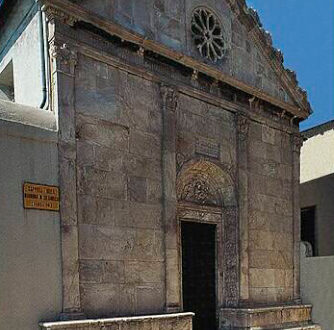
[23, 183, 60, 211]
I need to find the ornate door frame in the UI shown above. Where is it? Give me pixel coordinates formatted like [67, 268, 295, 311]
[177, 202, 224, 317]
[175, 159, 240, 315]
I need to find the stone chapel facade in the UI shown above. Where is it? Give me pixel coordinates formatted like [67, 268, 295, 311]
[0, 0, 321, 329]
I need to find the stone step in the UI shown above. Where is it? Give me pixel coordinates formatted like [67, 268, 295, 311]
[279, 325, 321, 330]
[221, 304, 313, 328]
[255, 323, 322, 330]
[279, 324, 321, 330]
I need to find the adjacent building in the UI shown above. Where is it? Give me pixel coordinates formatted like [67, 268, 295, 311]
[300, 120, 334, 257]
[300, 121, 334, 330]
[0, 0, 321, 329]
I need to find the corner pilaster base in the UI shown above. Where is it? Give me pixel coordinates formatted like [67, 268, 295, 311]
[220, 304, 321, 329]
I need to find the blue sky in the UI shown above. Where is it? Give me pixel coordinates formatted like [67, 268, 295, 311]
[246, 0, 334, 130]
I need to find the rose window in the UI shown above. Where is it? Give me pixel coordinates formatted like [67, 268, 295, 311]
[191, 7, 227, 63]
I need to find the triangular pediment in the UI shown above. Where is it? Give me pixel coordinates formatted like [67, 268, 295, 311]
[41, 0, 311, 118]
[226, 0, 310, 114]
[183, 0, 310, 115]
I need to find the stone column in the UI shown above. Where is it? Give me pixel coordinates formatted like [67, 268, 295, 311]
[236, 114, 250, 305]
[292, 133, 303, 303]
[45, 6, 84, 319]
[160, 85, 181, 312]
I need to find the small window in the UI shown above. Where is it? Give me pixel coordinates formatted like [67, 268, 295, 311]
[301, 206, 317, 256]
[0, 60, 14, 101]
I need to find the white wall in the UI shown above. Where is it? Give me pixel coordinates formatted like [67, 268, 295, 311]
[0, 100, 62, 330]
[300, 129, 334, 184]
[300, 173, 334, 256]
[0, 12, 43, 108]
[300, 243, 334, 330]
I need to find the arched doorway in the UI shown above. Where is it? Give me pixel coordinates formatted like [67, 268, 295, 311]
[176, 160, 238, 330]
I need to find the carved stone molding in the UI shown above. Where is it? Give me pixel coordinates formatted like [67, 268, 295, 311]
[236, 114, 249, 141]
[42, 5, 78, 26]
[50, 42, 78, 75]
[160, 85, 178, 112]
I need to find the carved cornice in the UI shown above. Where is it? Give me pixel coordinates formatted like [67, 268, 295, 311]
[41, 4, 78, 26]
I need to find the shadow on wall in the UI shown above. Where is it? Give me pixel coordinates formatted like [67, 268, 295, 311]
[300, 242, 334, 330]
[300, 173, 334, 256]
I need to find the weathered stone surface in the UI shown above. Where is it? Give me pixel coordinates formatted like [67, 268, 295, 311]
[77, 116, 130, 151]
[80, 260, 125, 284]
[125, 261, 164, 284]
[128, 176, 147, 203]
[79, 225, 164, 262]
[249, 249, 293, 270]
[135, 285, 164, 314]
[262, 125, 276, 145]
[129, 130, 161, 160]
[249, 268, 293, 288]
[249, 230, 293, 251]
[78, 196, 129, 226]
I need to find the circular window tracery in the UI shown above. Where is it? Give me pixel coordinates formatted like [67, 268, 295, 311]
[191, 7, 227, 63]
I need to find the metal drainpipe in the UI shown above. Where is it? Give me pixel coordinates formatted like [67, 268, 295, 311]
[38, 5, 49, 109]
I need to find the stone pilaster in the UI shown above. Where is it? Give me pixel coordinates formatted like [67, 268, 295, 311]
[160, 85, 181, 312]
[222, 206, 240, 308]
[48, 25, 83, 318]
[236, 114, 250, 304]
[292, 133, 304, 303]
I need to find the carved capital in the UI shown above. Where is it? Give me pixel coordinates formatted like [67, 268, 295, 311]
[137, 47, 145, 57]
[191, 69, 199, 81]
[50, 42, 78, 75]
[160, 85, 178, 112]
[236, 114, 249, 141]
[292, 133, 304, 152]
[42, 5, 78, 26]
